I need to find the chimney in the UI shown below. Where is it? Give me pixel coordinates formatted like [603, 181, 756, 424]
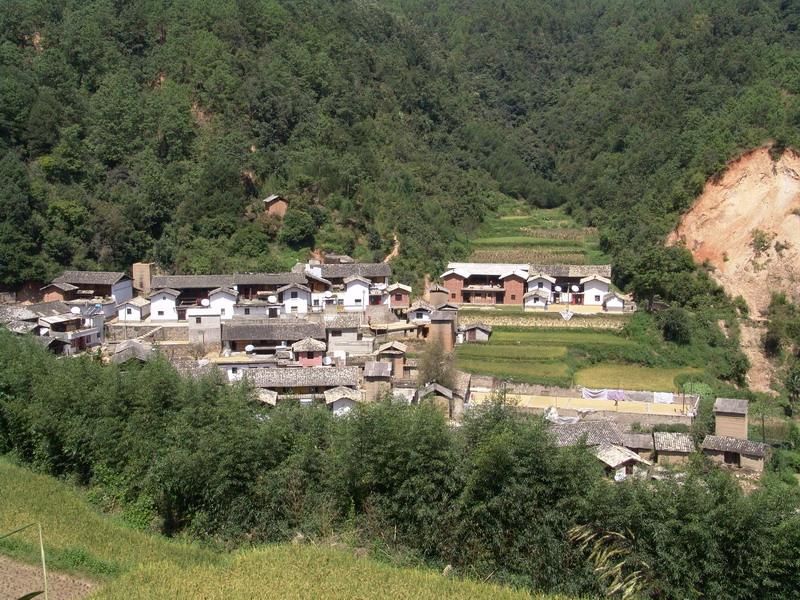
[132, 262, 153, 295]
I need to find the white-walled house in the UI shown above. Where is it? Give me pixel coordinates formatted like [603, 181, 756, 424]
[406, 300, 433, 323]
[523, 289, 550, 310]
[233, 299, 281, 319]
[278, 283, 310, 315]
[342, 276, 370, 312]
[149, 288, 180, 321]
[209, 287, 237, 320]
[117, 296, 151, 322]
[581, 275, 611, 306]
[603, 292, 626, 312]
[527, 273, 555, 297]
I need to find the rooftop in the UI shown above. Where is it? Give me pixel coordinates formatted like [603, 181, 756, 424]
[291, 337, 327, 352]
[119, 296, 150, 308]
[419, 382, 453, 399]
[325, 313, 364, 329]
[702, 435, 767, 457]
[548, 421, 623, 448]
[245, 366, 360, 389]
[376, 341, 407, 354]
[714, 397, 749, 415]
[592, 443, 652, 469]
[364, 361, 392, 378]
[653, 432, 695, 453]
[529, 264, 612, 278]
[222, 321, 325, 342]
[53, 270, 130, 286]
[318, 263, 391, 280]
[324, 386, 363, 404]
[622, 433, 654, 450]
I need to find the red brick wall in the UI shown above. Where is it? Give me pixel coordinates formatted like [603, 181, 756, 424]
[441, 275, 464, 303]
[502, 275, 525, 305]
[297, 351, 323, 367]
[391, 290, 409, 307]
[469, 293, 497, 305]
[43, 290, 65, 303]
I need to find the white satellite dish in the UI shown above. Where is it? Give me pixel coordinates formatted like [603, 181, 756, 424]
[571, 285, 579, 293]
[70, 306, 81, 315]
[324, 291, 333, 298]
[201, 298, 210, 307]
[554, 285, 562, 292]
[267, 295, 278, 304]
[245, 344, 255, 353]
[322, 356, 333, 366]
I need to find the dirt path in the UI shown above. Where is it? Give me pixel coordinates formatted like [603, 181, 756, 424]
[383, 234, 399, 263]
[739, 323, 776, 393]
[0, 555, 95, 600]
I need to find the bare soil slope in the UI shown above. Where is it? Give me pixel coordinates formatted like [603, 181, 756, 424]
[669, 147, 800, 391]
[669, 148, 800, 316]
[0, 555, 94, 600]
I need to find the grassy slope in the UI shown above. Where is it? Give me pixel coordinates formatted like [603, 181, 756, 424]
[0, 458, 567, 599]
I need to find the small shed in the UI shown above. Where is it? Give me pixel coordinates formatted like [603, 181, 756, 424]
[591, 443, 652, 480]
[387, 283, 411, 309]
[461, 323, 492, 343]
[653, 432, 695, 466]
[713, 398, 749, 439]
[602, 292, 626, 312]
[524, 289, 550, 310]
[324, 386, 363, 415]
[291, 337, 327, 367]
[263, 194, 288, 217]
[622, 433, 654, 460]
[364, 360, 392, 401]
[702, 435, 768, 472]
[419, 382, 455, 419]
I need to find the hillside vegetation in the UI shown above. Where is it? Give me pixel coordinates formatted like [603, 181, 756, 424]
[0, 458, 548, 600]
[3, 0, 800, 294]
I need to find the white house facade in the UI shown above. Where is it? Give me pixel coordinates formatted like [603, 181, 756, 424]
[581, 275, 611, 306]
[209, 287, 237, 320]
[117, 297, 151, 322]
[342, 276, 370, 312]
[278, 284, 310, 315]
[149, 288, 179, 321]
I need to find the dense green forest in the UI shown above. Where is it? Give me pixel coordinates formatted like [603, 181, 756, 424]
[2, 0, 800, 291]
[1, 331, 799, 599]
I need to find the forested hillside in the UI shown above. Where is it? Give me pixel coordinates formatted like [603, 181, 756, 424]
[2, 0, 800, 294]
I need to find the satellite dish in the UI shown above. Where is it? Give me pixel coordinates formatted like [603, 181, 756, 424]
[201, 298, 210, 307]
[324, 290, 333, 298]
[571, 285, 579, 292]
[70, 306, 81, 315]
[322, 356, 333, 366]
[554, 286, 562, 292]
[245, 344, 255, 353]
[268, 295, 278, 304]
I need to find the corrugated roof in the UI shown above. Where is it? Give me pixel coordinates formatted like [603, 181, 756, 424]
[549, 421, 623, 447]
[364, 361, 392, 378]
[702, 435, 767, 457]
[222, 321, 325, 342]
[245, 366, 359, 388]
[53, 271, 129, 285]
[318, 263, 391, 279]
[714, 398, 749, 415]
[653, 432, 695, 453]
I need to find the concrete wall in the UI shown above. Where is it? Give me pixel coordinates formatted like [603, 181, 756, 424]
[527, 278, 553, 295]
[365, 378, 390, 401]
[343, 280, 369, 311]
[328, 329, 374, 356]
[296, 351, 323, 367]
[281, 289, 310, 315]
[715, 413, 748, 439]
[132, 263, 153, 293]
[429, 320, 455, 352]
[151, 294, 178, 320]
[209, 292, 237, 320]
[583, 280, 609, 306]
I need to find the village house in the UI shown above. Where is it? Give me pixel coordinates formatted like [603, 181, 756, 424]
[149, 275, 232, 319]
[37, 311, 103, 354]
[622, 433, 655, 461]
[653, 432, 695, 466]
[548, 421, 623, 448]
[325, 312, 373, 356]
[324, 386, 363, 414]
[263, 194, 288, 217]
[387, 283, 411, 310]
[364, 360, 392, 401]
[187, 307, 222, 348]
[208, 287, 237, 320]
[342, 275, 371, 311]
[309, 262, 391, 287]
[428, 309, 458, 352]
[148, 288, 180, 321]
[591, 443, 652, 480]
[427, 284, 450, 306]
[406, 299, 433, 323]
[602, 291, 628, 312]
[222, 321, 326, 355]
[291, 337, 327, 366]
[244, 366, 360, 402]
[117, 296, 151, 322]
[712, 398, 749, 438]
[278, 282, 311, 315]
[45, 271, 133, 304]
[232, 298, 280, 319]
[700, 398, 768, 471]
[440, 263, 527, 305]
[419, 382, 455, 418]
[374, 340, 407, 377]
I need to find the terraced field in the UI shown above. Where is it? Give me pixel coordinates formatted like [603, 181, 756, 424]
[468, 201, 610, 265]
[455, 327, 704, 391]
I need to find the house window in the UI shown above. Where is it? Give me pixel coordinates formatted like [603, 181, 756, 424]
[416, 312, 423, 319]
[158, 310, 164, 316]
[331, 330, 342, 337]
[395, 293, 402, 301]
[594, 295, 600, 302]
[313, 299, 320, 306]
[291, 306, 298, 313]
[231, 367, 238, 374]
[307, 352, 314, 359]
[451, 293, 456, 299]
[126, 308, 132, 314]
[244, 308, 250, 315]
[291, 291, 298, 299]
[355, 298, 361, 304]
[195, 317, 202, 324]
[221, 308, 226, 315]
[537, 281, 543, 288]
[510, 294, 516, 300]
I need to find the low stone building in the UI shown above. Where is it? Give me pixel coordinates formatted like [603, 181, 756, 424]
[324, 386, 363, 414]
[622, 433, 654, 460]
[653, 432, 695, 466]
[591, 443, 652, 480]
[245, 366, 360, 401]
[460, 323, 492, 343]
[364, 360, 392, 401]
[702, 435, 768, 472]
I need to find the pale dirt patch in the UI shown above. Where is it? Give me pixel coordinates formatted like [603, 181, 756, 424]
[0, 555, 95, 600]
[383, 234, 400, 263]
[668, 147, 800, 392]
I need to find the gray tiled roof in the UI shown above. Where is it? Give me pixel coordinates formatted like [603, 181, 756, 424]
[151, 275, 234, 289]
[53, 270, 130, 285]
[245, 366, 359, 388]
[714, 398, 749, 415]
[364, 361, 392, 378]
[42, 282, 78, 292]
[702, 435, 767, 457]
[291, 337, 326, 352]
[549, 421, 623, 448]
[462, 323, 491, 332]
[0, 305, 38, 323]
[528, 264, 612, 278]
[622, 433, 654, 450]
[430, 310, 457, 321]
[419, 382, 453, 399]
[325, 313, 363, 329]
[654, 432, 695, 453]
[277, 283, 310, 293]
[319, 263, 391, 280]
[26, 301, 72, 317]
[324, 386, 362, 404]
[233, 272, 308, 286]
[4, 320, 38, 334]
[222, 321, 325, 342]
[148, 288, 180, 298]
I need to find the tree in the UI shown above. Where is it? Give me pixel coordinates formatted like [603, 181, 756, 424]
[279, 208, 315, 248]
[416, 340, 455, 389]
[661, 306, 692, 344]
